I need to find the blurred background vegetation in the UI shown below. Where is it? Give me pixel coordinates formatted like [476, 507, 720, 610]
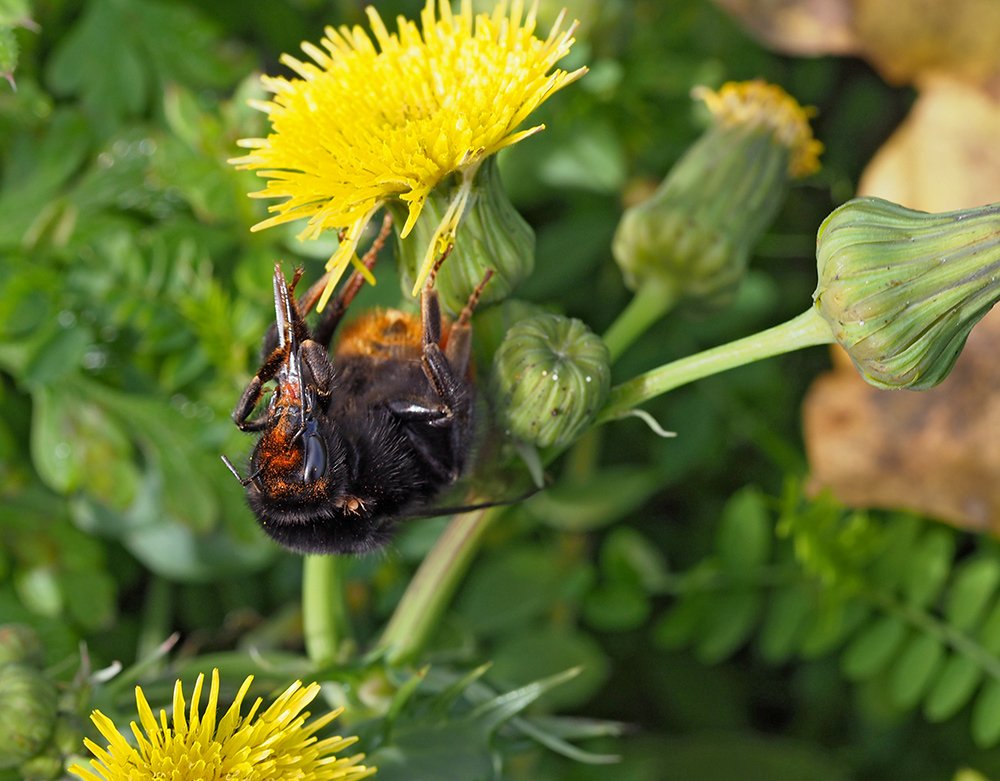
[4, 0, 1000, 779]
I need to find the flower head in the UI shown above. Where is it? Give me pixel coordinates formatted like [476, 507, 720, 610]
[692, 80, 823, 178]
[232, 0, 585, 309]
[69, 669, 375, 781]
[613, 79, 821, 309]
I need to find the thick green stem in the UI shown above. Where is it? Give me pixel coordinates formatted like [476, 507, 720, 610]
[598, 307, 835, 423]
[602, 279, 678, 363]
[303, 554, 351, 666]
[378, 507, 498, 664]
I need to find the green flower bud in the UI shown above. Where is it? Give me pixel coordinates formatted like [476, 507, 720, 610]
[394, 157, 535, 316]
[0, 624, 44, 668]
[814, 197, 1000, 389]
[0, 663, 58, 769]
[613, 80, 822, 308]
[492, 314, 610, 448]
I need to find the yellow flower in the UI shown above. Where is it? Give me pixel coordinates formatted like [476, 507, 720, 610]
[691, 80, 823, 178]
[69, 670, 375, 781]
[231, 0, 586, 309]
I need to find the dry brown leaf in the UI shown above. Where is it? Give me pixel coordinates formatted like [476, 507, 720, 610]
[711, 0, 856, 56]
[803, 82, 1000, 533]
[714, 0, 1000, 90]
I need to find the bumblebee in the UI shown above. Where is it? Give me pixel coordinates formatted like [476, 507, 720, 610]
[224, 252, 490, 555]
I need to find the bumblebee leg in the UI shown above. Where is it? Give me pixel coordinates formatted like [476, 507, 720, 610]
[299, 339, 337, 403]
[307, 213, 394, 347]
[232, 375, 269, 431]
[386, 400, 459, 480]
[444, 270, 493, 376]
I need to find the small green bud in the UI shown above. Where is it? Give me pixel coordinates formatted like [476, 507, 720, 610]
[814, 197, 1000, 389]
[0, 663, 58, 769]
[395, 157, 534, 316]
[613, 80, 821, 308]
[492, 314, 611, 448]
[0, 624, 44, 668]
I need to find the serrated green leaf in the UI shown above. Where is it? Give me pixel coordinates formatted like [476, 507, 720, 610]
[947, 556, 1000, 632]
[903, 528, 954, 609]
[696, 590, 763, 664]
[841, 616, 907, 681]
[925, 655, 982, 722]
[757, 584, 813, 663]
[972, 677, 1000, 747]
[889, 633, 944, 709]
[716, 486, 772, 572]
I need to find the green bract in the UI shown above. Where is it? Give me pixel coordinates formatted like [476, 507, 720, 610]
[814, 197, 1000, 389]
[0, 624, 44, 668]
[492, 314, 611, 449]
[0, 663, 58, 770]
[395, 157, 535, 317]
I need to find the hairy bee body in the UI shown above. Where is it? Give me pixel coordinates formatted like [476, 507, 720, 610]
[227, 268, 482, 555]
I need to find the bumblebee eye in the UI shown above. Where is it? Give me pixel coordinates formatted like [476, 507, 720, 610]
[303, 429, 328, 482]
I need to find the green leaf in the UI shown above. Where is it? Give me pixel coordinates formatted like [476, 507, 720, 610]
[654, 591, 707, 650]
[470, 666, 581, 731]
[889, 633, 944, 710]
[924, 655, 982, 722]
[695, 590, 763, 664]
[525, 466, 662, 531]
[947, 556, 1000, 632]
[841, 616, 907, 681]
[902, 528, 954, 610]
[716, 486, 772, 572]
[600, 526, 670, 592]
[800, 598, 869, 658]
[491, 626, 609, 710]
[583, 582, 650, 632]
[22, 323, 91, 386]
[978, 599, 1000, 654]
[757, 584, 814, 664]
[972, 677, 1000, 747]
[456, 547, 586, 636]
[46, 0, 148, 131]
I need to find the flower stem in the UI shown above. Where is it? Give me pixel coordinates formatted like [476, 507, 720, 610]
[303, 555, 351, 666]
[378, 507, 498, 664]
[597, 307, 835, 423]
[602, 279, 678, 363]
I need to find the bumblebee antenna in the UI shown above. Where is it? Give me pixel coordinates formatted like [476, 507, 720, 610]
[221, 454, 262, 488]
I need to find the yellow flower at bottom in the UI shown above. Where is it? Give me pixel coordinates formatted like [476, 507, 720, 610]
[231, 0, 585, 308]
[69, 670, 375, 781]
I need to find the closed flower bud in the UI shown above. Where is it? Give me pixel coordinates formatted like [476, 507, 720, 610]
[0, 663, 58, 769]
[814, 197, 1000, 389]
[492, 314, 611, 448]
[0, 624, 44, 668]
[395, 157, 535, 316]
[613, 80, 822, 307]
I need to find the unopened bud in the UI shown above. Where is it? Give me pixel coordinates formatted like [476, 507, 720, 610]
[492, 314, 611, 448]
[814, 197, 1000, 389]
[396, 157, 534, 316]
[613, 80, 822, 307]
[0, 624, 44, 668]
[0, 663, 58, 769]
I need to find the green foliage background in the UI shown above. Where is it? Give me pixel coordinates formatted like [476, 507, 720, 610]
[3, 0, 999, 779]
